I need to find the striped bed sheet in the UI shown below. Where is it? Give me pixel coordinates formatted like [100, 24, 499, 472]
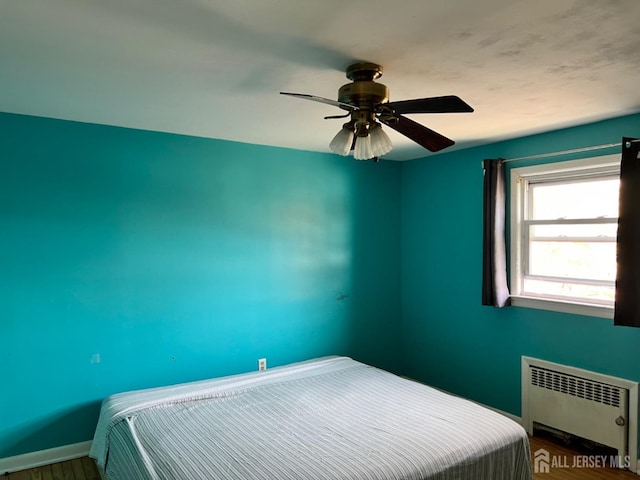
[90, 356, 532, 479]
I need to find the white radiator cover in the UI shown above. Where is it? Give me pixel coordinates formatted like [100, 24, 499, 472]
[522, 356, 639, 473]
[530, 365, 628, 453]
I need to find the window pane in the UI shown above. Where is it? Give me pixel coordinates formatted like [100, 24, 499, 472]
[528, 241, 616, 281]
[523, 278, 614, 304]
[512, 155, 621, 312]
[530, 223, 618, 239]
[530, 178, 619, 220]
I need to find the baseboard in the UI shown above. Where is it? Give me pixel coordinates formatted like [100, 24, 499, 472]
[482, 404, 522, 425]
[0, 440, 92, 474]
[404, 377, 524, 426]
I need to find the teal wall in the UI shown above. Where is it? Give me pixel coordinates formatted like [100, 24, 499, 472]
[0, 113, 402, 458]
[401, 113, 640, 416]
[3, 108, 640, 460]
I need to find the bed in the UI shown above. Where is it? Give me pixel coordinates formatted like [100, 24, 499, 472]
[90, 356, 532, 479]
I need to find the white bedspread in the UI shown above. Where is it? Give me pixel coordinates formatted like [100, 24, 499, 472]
[90, 356, 532, 479]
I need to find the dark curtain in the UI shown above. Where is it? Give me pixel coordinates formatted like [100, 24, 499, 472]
[482, 159, 511, 307]
[614, 138, 640, 327]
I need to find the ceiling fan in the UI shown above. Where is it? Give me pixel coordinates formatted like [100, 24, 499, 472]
[281, 62, 474, 161]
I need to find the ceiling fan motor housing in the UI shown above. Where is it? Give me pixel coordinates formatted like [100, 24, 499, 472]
[338, 62, 389, 109]
[338, 81, 389, 108]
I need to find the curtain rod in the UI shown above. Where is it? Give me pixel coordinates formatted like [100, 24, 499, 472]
[503, 142, 622, 163]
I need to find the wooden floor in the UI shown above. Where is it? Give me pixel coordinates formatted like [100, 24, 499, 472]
[530, 434, 639, 479]
[4, 457, 99, 480]
[5, 436, 639, 479]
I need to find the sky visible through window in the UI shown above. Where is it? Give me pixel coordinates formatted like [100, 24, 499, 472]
[531, 179, 620, 220]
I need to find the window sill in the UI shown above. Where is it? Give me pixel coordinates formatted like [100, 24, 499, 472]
[510, 295, 613, 319]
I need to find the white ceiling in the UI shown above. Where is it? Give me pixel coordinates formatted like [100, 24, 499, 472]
[2, 0, 639, 160]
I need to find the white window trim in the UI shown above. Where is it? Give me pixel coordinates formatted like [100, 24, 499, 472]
[509, 154, 620, 319]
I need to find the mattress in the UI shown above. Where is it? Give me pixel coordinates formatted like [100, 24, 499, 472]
[90, 356, 532, 479]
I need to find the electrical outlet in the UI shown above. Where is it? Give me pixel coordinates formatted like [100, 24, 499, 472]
[258, 358, 267, 371]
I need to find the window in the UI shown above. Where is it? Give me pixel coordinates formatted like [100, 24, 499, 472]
[510, 155, 620, 318]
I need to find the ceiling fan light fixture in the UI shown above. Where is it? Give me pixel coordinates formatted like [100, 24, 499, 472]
[354, 134, 373, 161]
[329, 125, 354, 156]
[369, 122, 392, 157]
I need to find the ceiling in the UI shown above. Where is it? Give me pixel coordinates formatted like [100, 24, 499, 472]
[2, 0, 639, 161]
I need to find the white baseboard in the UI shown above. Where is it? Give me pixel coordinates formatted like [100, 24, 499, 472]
[408, 377, 524, 426]
[0, 440, 92, 474]
[483, 405, 522, 425]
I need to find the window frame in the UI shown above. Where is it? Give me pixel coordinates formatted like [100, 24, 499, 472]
[509, 154, 620, 318]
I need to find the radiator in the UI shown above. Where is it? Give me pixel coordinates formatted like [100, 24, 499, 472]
[522, 356, 639, 471]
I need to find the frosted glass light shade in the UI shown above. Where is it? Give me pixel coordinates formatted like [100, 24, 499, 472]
[370, 125, 392, 157]
[329, 127, 354, 156]
[354, 135, 373, 160]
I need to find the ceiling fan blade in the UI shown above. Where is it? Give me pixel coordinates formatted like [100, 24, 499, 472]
[384, 95, 473, 115]
[280, 92, 358, 111]
[380, 115, 454, 152]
